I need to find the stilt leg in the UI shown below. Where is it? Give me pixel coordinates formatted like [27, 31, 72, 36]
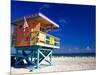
[15, 49, 18, 67]
[36, 49, 39, 69]
[50, 50, 52, 66]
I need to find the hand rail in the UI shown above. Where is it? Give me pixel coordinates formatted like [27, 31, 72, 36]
[39, 31, 60, 40]
[39, 31, 60, 46]
[30, 31, 60, 47]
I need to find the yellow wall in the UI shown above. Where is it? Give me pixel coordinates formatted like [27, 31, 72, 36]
[31, 23, 40, 32]
[39, 32, 46, 42]
[31, 23, 40, 45]
[50, 37, 55, 45]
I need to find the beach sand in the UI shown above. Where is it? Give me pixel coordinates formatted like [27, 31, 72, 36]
[11, 56, 96, 75]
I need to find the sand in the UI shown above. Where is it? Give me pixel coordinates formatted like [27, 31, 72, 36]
[11, 56, 96, 75]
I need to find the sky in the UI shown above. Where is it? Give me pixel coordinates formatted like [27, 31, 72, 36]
[11, 1, 96, 54]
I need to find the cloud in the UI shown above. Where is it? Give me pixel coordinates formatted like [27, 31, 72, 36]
[86, 46, 90, 51]
[59, 18, 70, 25]
[59, 19, 67, 24]
[39, 4, 50, 11]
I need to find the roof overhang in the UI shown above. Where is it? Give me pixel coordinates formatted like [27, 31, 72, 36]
[12, 13, 59, 28]
[38, 12, 59, 28]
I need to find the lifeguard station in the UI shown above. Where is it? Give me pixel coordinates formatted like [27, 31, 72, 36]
[12, 12, 60, 70]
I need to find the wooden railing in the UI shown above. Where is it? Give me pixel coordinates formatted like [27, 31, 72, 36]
[30, 31, 60, 48]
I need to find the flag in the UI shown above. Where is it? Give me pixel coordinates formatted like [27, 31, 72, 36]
[23, 16, 29, 32]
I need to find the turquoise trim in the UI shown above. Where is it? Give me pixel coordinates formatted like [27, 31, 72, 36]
[14, 46, 53, 71]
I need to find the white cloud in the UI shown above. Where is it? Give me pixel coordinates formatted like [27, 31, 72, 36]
[86, 46, 90, 51]
[39, 4, 50, 11]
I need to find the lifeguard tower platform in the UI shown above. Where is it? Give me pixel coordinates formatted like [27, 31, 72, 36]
[12, 12, 60, 70]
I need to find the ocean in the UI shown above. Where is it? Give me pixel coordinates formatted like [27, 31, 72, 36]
[52, 53, 96, 57]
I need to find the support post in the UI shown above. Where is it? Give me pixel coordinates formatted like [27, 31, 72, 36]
[36, 48, 39, 69]
[50, 50, 52, 66]
[15, 48, 18, 67]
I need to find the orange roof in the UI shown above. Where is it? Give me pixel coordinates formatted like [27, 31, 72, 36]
[12, 12, 59, 28]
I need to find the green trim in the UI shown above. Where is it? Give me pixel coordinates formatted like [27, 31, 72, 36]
[15, 46, 53, 70]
